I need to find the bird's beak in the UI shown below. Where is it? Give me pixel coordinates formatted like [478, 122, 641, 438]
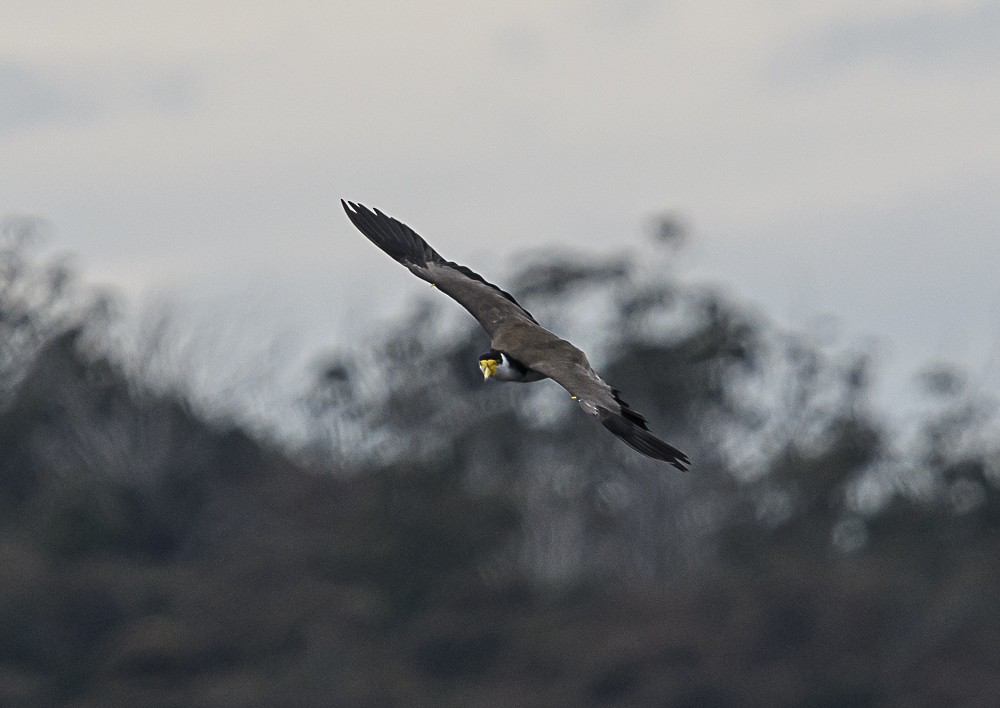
[480, 359, 497, 379]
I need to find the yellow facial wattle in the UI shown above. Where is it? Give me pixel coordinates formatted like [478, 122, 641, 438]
[480, 358, 498, 379]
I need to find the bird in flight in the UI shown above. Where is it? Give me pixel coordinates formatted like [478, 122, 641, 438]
[342, 201, 690, 471]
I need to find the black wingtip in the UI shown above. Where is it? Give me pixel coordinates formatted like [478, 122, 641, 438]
[598, 408, 690, 471]
[341, 200, 442, 268]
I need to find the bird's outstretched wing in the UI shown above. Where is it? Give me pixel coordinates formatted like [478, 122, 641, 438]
[342, 200, 538, 338]
[527, 351, 690, 471]
[343, 200, 690, 470]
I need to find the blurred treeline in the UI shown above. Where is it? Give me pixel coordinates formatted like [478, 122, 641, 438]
[2, 216, 999, 707]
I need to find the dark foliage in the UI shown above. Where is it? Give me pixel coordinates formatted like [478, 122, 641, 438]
[2, 226, 999, 706]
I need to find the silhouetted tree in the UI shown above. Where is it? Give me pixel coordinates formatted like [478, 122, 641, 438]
[3, 214, 1000, 706]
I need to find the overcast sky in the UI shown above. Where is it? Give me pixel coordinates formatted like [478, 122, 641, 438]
[4, 0, 1000, 417]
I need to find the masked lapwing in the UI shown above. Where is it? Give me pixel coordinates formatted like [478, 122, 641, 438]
[342, 200, 690, 471]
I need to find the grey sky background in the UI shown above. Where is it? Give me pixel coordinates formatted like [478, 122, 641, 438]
[4, 0, 1000, 421]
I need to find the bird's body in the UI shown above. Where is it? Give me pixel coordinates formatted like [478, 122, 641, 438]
[342, 200, 690, 471]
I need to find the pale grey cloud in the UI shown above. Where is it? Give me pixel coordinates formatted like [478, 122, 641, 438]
[1, 0, 998, 414]
[816, 3, 1000, 67]
[0, 62, 95, 132]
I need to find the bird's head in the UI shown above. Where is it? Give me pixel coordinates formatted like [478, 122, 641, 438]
[478, 349, 539, 382]
[479, 350, 501, 380]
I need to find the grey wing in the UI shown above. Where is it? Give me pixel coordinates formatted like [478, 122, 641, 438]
[342, 201, 538, 338]
[529, 353, 691, 471]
